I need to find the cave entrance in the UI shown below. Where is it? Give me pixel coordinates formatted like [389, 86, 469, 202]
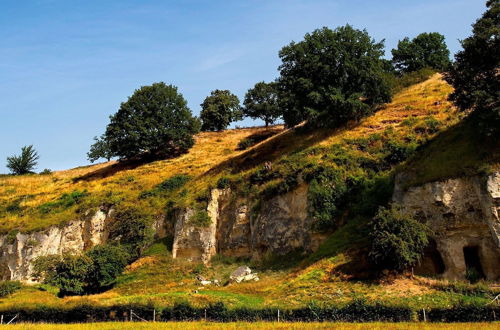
[463, 246, 485, 282]
[414, 239, 445, 276]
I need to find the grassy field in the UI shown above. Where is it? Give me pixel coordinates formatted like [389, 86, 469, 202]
[3, 322, 499, 330]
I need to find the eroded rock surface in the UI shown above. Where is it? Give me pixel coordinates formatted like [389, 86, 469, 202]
[394, 172, 500, 280]
[0, 209, 112, 282]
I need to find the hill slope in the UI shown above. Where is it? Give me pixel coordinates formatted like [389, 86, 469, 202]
[1, 75, 499, 311]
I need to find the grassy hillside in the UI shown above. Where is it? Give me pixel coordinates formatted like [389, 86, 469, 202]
[1, 75, 499, 313]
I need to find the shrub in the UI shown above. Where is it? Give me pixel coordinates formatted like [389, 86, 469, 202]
[305, 166, 347, 231]
[0, 281, 21, 297]
[85, 245, 130, 292]
[190, 210, 211, 227]
[39, 168, 52, 175]
[109, 207, 154, 257]
[216, 177, 231, 189]
[38, 190, 88, 214]
[43, 254, 93, 296]
[157, 174, 191, 193]
[6, 145, 39, 175]
[368, 204, 430, 271]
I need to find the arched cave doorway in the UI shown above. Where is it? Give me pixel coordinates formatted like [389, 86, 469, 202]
[415, 239, 445, 276]
[463, 246, 485, 282]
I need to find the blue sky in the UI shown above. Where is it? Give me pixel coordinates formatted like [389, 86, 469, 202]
[0, 0, 486, 172]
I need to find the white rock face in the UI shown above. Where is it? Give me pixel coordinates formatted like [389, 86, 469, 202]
[394, 172, 500, 280]
[0, 209, 111, 282]
[172, 184, 322, 264]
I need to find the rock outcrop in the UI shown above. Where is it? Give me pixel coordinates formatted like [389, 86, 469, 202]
[394, 172, 500, 280]
[0, 208, 112, 282]
[172, 184, 322, 264]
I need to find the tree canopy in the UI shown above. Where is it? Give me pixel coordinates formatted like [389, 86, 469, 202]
[445, 0, 500, 136]
[277, 25, 392, 128]
[243, 81, 282, 127]
[6, 145, 39, 175]
[391, 32, 451, 73]
[200, 90, 242, 131]
[90, 82, 200, 161]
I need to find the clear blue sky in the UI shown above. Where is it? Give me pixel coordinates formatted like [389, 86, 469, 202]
[0, 0, 486, 172]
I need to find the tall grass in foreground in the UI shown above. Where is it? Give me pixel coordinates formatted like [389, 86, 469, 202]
[3, 322, 500, 330]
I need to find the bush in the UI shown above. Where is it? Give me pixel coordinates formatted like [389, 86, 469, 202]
[38, 190, 88, 214]
[368, 204, 430, 271]
[216, 177, 231, 189]
[305, 166, 347, 231]
[39, 168, 52, 175]
[190, 210, 211, 227]
[6, 145, 39, 175]
[0, 281, 21, 297]
[109, 207, 154, 257]
[85, 245, 130, 292]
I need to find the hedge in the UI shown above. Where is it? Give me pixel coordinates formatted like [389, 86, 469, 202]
[0, 302, 499, 323]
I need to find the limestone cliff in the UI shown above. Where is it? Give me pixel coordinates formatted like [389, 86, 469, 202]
[0, 208, 112, 282]
[394, 172, 500, 280]
[172, 184, 323, 263]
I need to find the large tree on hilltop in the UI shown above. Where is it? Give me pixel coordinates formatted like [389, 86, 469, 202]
[277, 25, 392, 128]
[391, 32, 451, 73]
[445, 0, 500, 136]
[89, 82, 200, 161]
[243, 81, 282, 127]
[200, 89, 242, 131]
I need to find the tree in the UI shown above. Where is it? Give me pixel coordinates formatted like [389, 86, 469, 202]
[6, 145, 39, 175]
[445, 0, 500, 136]
[368, 205, 430, 272]
[277, 25, 392, 128]
[200, 90, 242, 131]
[243, 81, 282, 127]
[87, 135, 112, 163]
[93, 82, 200, 161]
[391, 32, 451, 73]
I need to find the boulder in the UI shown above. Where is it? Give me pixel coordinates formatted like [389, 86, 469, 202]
[230, 266, 259, 283]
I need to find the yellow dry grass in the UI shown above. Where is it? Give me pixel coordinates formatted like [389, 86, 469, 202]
[2, 322, 498, 329]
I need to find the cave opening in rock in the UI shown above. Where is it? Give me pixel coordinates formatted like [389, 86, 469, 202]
[463, 246, 485, 282]
[414, 239, 445, 276]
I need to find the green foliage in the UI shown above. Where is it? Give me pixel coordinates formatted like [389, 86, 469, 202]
[0, 280, 21, 298]
[109, 207, 154, 257]
[243, 81, 282, 126]
[140, 174, 191, 199]
[216, 176, 231, 189]
[391, 32, 451, 73]
[277, 25, 391, 128]
[368, 205, 430, 272]
[445, 1, 500, 136]
[95, 82, 200, 160]
[87, 135, 113, 163]
[200, 89, 242, 131]
[39, 254, 93, 296]
[190, 209, 211, 227]
[39, 168, 52, 175]
[6, 145, 39, 175]
[85, 245, 130, 291]
[38, 190, 88, 214]
[32, 245, 130, 296]
[305, 166, 347, 231]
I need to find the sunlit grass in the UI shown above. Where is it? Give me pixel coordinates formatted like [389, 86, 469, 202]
[3, 322, 500, 330]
